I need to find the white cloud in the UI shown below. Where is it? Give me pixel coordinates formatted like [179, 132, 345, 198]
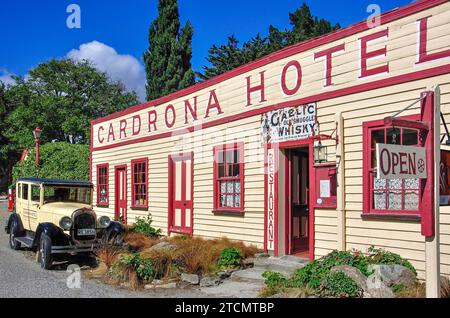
[0, 68, 16, 86]
[67, 41, 146, 101]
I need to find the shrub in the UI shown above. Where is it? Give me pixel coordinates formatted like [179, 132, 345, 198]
[131, 214, 162, 238]
[320, 271, 363, 298]
[218, 247, 242, 268]
[262, 271, 289, 288]
[124, 232, 160, 251]
[95, 243, 124, 268]
[366, 246, 417, 276]
[118, 253, 155, 282]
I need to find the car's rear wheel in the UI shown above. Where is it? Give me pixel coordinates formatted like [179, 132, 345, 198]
[38, 233, 53, 270]
[9, 220, 22, 250]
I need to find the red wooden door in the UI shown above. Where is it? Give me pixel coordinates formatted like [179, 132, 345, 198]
[289, 150, 309, 254]
[168, 153, 193, 235]
[115, 166, 127, 223]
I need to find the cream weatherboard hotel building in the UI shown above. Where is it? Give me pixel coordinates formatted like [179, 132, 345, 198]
[91, 0, 450, 280]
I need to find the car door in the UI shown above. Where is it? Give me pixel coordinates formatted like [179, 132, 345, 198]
[29, 184, 41, 230]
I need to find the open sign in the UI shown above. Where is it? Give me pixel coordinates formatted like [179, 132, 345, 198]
[376, 143, 427, 180]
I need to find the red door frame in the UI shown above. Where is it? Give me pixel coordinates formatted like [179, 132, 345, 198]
[114, 165, 128, 224]
[168, 152, 194, 236]
[264, 139, 315, 261]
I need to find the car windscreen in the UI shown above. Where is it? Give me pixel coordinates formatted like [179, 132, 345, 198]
[43, 186, 92, 205]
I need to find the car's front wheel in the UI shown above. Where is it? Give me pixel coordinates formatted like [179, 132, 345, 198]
[9, 220, 22, 250]
[38, 233, 53, 270]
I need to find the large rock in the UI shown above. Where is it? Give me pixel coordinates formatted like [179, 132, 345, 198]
[369, 264, 417, 288]
[181, 273, 200, 285]
[151, 241, 177, 251]
[330, 265, 368, 291]
[330, 265, 395, 298]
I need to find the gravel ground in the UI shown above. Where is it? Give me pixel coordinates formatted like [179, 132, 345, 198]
[0, 202, 209, 298]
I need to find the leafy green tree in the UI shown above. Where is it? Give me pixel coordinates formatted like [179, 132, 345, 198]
[143, 0, 195, 101]
[198, 2, 340, 81]
[3, 59, 138, 150]
[11, 142, 89, 186]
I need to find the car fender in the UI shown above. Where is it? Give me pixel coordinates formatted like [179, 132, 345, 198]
[5, 213, 24, 235]
[33, 223, 70, 248]
[103, 221, 125, 243]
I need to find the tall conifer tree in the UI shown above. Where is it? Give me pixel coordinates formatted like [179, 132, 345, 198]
[143, 0, 195, 101]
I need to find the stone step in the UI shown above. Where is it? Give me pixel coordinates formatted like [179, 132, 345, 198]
[230, 268, 266, 283]
[253, 256, 309, 275]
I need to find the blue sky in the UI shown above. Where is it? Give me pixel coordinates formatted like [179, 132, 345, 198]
[0, 0, 414, 100]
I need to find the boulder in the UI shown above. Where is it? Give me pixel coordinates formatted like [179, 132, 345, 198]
[200, 276, 221, 287]
[369, 264, 417, 288]
[181, 273, 200, 285]
[330, 265, 368, 291]
[217, 269, 238, 280]
[330, 265, 395, 298]
[151, 242, 177, 251]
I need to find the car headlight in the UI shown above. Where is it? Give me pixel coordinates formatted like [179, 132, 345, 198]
[59, 216, 73, 231]
[98, 216, 111, 228]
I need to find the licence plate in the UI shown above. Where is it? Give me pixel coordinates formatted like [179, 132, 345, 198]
[77, 229, 96, 236]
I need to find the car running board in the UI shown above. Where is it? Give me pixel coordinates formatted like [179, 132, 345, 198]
[15, 237, 34, 248]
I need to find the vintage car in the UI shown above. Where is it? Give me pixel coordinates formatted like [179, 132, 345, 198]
[4, 178, 125, 269]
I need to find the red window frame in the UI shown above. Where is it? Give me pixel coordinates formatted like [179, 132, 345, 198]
[96, 164, 109, 206]
[213, 142, 245, 213]
[131, 158, 149, 209]
[362, 115, 422, 218]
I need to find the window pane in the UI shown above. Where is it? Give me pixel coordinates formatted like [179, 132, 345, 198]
[388, 190, 402, 210]
[31, 186, 40, 202]
[404, 190, 419, 210]
[373, 178, 386, 190]
[226, 195, 233, 207]
[233, 150, 239, 164]
[374, 190, 386, 210]
[232, 164, 240, 177]
[227, 181, 234, 193]
[402, 129, 418, 146]
[372, 129, 385, 148]
[234, 181, 241, 194]
[404, 178, 419, 189]
[225, 150, 233, 164]
[235, 194, 241, 207]
[217, 151, 224, 164]
[220, 181, 226, 194]
[388, 179, 402, 190]
[387, 128, 401, 145]
[218, 164, 225, 178]
[220, 194, 226, 207]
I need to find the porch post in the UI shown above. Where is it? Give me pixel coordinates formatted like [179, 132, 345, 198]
[335, 112, 346, 251]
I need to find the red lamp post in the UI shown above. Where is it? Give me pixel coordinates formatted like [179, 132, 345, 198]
[33, 127, 42, 166]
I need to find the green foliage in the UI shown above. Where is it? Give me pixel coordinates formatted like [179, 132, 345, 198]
[143, 0, 195, 100]
[198, 2, 340, 80]
[119, 253, 155, 282]
[217, 247, 242, 268]
[366, 246, 417, 276]
[131, 214, 162, 238]
[262, 247, 418, 298]
[262, 271, 289, 288]
[391, 283, 406, 294]
[11, 142, 89, 186]
[4, 59, 137, 150]
[320, 271, 363, 298]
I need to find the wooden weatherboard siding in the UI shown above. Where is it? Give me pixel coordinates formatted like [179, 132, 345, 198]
[91, 0, 450, 277]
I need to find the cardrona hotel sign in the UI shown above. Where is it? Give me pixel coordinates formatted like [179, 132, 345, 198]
[92, 13, 450, 150]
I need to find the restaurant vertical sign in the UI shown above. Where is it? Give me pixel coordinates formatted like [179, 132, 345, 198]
[266, 147, 276, 251]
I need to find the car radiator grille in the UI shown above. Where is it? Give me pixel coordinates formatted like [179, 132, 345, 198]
[73, 213, 96, 241]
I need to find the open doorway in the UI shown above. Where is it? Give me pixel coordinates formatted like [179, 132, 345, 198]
[285, 147, 310, 257]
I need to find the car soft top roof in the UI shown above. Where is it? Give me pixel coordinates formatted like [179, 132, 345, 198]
[17, 178, 93, 188]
